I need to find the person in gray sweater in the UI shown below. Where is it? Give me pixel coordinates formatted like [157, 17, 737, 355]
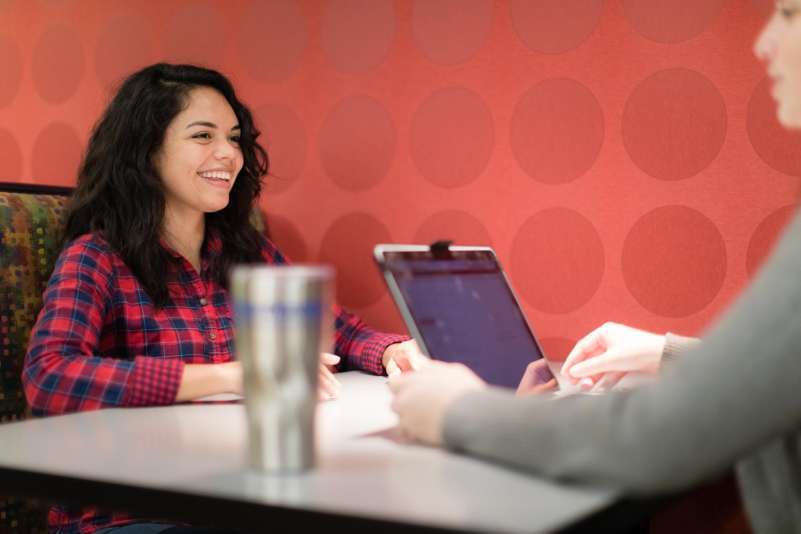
[389, 3, 801, 532]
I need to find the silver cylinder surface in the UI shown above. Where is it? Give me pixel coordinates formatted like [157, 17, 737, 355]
[231, 265, 334, 472]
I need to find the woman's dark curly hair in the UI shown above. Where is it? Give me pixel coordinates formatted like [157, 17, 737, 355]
[64, 63, 269, 307]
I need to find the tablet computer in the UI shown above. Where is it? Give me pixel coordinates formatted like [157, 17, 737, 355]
[374, 244, 555, 388]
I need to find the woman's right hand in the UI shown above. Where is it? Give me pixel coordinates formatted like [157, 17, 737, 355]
[224, 355, 342, 401]
[560, 322, 666, 390]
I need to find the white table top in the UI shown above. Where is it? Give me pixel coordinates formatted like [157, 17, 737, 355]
[0, 372, 619, 533]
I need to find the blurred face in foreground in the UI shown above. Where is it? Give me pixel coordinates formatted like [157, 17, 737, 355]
[755, 0, 801, 128]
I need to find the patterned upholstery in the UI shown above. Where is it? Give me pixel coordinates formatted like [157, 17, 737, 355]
[0, 182, 71, 534]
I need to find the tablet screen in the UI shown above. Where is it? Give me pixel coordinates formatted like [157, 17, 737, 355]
[382, 249, 551, 388]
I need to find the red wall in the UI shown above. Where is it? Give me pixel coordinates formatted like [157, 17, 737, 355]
[3, 0, 793, 530]
[2, 0, 797, 362]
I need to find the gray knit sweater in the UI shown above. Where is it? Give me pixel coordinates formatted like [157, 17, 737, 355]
[444, 210, 801, 533]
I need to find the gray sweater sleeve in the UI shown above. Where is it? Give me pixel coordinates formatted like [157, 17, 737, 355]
[444, 208, 801, 495]
[662, 333, 700, 365]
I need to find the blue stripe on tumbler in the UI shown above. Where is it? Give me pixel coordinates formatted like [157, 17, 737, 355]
[234, 301, 323, 320]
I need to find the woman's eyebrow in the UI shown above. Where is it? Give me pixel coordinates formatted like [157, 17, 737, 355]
[186, 120, 217, 129]
[185, 121, 241, 131]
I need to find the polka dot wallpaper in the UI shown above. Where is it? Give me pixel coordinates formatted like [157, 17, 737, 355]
[1, 0, 799, 368]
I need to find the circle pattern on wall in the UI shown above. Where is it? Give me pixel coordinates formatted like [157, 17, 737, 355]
[413, 210, 493, 246]
[163, 2, 225, 67]
[623, 68, 727, 181]
[747, 77, 801, 176]
[622, 206, 726, 317]
[411, 86, 494, 189]
[510, 78, 604, 185]
[412, 0, 493, 65]
[32, 26, 84, 103]
[0, 36, 22, 108]
[510, 0, 603, 54]
[511, 208, 605, 314]
[95, 14, 154, 88]
[622, 0, 723, 43]
[239, 0, 306, 82]
[31, 123, 82, 186]
[319, 95, 396, 191]
[0, 128, 22, 182]
[322, 0, 395, 74]
[746, 205, 796, 277]
[254, 103, 307, 195]
[318, 212, 393, 309]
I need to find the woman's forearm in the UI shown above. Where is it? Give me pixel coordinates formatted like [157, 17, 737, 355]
[175, 362, 242, 402]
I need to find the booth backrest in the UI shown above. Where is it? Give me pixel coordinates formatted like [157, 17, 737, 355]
[0, 182, 72, 424]
[0, 181, 71, 534]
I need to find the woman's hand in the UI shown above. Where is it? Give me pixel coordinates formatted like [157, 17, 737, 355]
[388, 361, 486, 445]
[516, 359, 558, 396]
[220, 355, 342, 401]
[319, 352, 342, 400]
[382, 339, 429, 376]
[560, 322, 666, 391]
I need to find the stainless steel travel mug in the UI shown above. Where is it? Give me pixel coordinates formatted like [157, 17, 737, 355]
[231, 265, 334, 472]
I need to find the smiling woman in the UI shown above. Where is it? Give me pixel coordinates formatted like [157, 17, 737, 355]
[21, 63, 424, 534]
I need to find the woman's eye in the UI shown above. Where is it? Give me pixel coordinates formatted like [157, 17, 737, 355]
[782, 8, 797, 19]
[192, 132, 212, 140]
[230, 135, 241, 144]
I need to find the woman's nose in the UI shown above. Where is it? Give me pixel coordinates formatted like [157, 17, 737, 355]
[754, 16, 780, 63]
[214, 138, 236, 160]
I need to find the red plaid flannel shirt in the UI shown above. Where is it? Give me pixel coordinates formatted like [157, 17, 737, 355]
[23, 232, 407, 533]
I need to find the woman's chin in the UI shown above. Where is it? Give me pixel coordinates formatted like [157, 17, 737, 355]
[776, 105, 801, 130]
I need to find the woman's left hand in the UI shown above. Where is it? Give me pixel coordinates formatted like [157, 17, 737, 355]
[388, 361, 486, 445]
[382, 339, 429, 376]
[319, 352, 342, 400]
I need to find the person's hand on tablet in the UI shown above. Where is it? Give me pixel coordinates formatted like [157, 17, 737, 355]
[382, 339, 429, 377]
[389, 361, 485, 445]
[516, 359, 558, 396]
[561, 323, 666, 391]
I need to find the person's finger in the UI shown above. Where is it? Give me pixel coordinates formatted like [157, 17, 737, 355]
[320, 364, 341, 389]
[529, 359, 547, 370]
[579, 377, 595, 390]
[395, 352, 415, 372]
[385, 357, 401, 377]
[320, 352, 341, 366]
[590, 371, 626, 392]
[569, 350, 627, 378]
[517, 360, 548, 394]
[562, 329, 608, 383]
[562, 349, 603, 385]
[518, 378, 557, 397]
[532, 378, 558, 394]
[516, 369, 537, 395]
[318, 365, 340, 399]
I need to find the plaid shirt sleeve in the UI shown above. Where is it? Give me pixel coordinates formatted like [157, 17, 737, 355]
[23, 237, 184, 416]
[260, 237, 408, 375]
